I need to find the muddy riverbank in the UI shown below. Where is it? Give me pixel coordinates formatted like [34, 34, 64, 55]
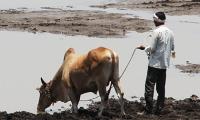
[92, 0, 200, 15]
[0, 9, 152, 37]
[1, 96, 200, 120]
[0, 0, 199, 37]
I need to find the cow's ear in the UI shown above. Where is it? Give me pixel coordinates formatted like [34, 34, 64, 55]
[41, 77, 47, 86]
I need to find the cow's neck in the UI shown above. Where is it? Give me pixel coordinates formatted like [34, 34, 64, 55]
[52, 65, 63, 81]
[50, 79, 69, 103]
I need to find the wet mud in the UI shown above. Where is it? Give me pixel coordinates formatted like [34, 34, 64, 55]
[92, 0, 200, 15]
[0, 9, 152, 37]
[1, 0, 199, 37]
[176, 63, 200, 73]
[1, 96, 200, 120]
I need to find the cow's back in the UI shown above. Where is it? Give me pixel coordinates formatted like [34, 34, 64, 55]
[68, 47, 118, 94]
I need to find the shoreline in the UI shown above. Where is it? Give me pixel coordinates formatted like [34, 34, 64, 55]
[1, 96, 200, 120]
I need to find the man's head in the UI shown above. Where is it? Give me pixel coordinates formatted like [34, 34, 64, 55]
[153, 12, 166, 26]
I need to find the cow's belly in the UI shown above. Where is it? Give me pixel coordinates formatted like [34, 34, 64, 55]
[70, 70, 98, 94]
[82, 81, 98, 94]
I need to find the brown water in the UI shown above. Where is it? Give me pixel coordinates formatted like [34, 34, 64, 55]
[0, 10, 200, 113]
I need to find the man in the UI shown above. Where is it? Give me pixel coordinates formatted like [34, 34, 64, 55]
[137, 12, 175, 115]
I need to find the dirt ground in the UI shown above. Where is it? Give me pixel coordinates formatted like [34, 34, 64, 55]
[92, 0, 200, 15]
[0, 9, 152, 37]
[1, 96, 200, 120]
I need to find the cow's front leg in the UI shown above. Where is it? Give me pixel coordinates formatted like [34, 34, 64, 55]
[69, 89, 80, 114]
[71, 102, 78, 113]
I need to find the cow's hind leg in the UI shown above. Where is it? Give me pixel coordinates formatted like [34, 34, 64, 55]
[98, 83, 107, 117]
[112, 80, 125, 115]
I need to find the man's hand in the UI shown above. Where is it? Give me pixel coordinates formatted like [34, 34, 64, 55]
[137, 45, 145, 50]
[171, 51, 176, 58]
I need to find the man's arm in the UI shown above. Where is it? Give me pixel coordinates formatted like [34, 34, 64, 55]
[171, 34, 175, 58]
[148, 31, 158, 53]
[137, 32, 158, 55]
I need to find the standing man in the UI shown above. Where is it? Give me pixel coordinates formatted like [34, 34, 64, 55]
[137, 12, 175, 115]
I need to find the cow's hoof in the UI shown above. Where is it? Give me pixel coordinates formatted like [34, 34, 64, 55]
[98, 114, 102, 117]
[37, 111, 46, 114]
[121, 111, 126, 115]
[98, 112, 103, 117]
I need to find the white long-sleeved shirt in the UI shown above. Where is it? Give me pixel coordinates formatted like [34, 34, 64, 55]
[145, 25, 175, 69]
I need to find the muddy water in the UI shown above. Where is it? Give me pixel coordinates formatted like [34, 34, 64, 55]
[0, 30, 144, 113]
[0, 0, 121, 10]
[0, 0, 200, 115]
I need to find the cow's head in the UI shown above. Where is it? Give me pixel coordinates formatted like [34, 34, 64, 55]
[36, 77, 70, 114]
[36, 77, 54, 114]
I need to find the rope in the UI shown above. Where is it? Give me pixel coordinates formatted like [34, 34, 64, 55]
[119, 48, 137, 80]
[80, 48, 137, 101]
[105, 48, 137, 100]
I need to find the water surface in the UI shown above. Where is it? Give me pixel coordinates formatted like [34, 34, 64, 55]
[0, 0, 121, 10]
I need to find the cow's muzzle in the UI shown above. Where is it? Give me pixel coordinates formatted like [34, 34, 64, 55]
[37, 111, 46, 114]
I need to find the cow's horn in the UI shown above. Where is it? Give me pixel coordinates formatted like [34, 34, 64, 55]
[41, 77, 47, 86]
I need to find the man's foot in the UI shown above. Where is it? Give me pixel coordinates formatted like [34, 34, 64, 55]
[154, 109, 162, 116]
[154, 106, 163, 116]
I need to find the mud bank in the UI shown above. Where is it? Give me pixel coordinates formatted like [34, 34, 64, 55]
[0, 9, 152, 37]
[92, 0, 200, 15]
[1, 96, 200, 120]
[176, 63, 200, 73]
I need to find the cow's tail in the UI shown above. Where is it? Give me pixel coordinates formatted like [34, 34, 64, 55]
[108, 49, 125, 115]
[105, 50, 120, 100]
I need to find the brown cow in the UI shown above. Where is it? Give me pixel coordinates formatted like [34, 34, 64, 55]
[37, 47, 125, 116]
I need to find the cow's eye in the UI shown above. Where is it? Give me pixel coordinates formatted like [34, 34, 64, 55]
[39, 90, 46, 95]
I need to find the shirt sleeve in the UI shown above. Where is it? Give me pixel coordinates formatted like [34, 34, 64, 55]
[145, 31, 158, 55]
